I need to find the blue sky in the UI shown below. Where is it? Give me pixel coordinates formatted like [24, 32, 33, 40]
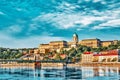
[0, 0, 120, 48]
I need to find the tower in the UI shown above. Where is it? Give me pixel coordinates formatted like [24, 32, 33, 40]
[73, 33, 79, 44]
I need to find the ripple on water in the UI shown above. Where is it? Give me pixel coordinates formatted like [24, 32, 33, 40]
[0, 67, 120, 80]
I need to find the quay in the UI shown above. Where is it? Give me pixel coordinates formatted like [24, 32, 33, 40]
[68, 62, 120, 67]
[0, 60, 70, 68]
[0, 63, 35, 68]
[1, 61, 120, 68]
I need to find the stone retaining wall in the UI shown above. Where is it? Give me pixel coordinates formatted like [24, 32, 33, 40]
[67, 62, 120, 67]
[0, 63, 35, 68]
[41, 63, 63, 67]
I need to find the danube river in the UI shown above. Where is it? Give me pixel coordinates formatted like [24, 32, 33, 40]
[0, 66, 119, 80]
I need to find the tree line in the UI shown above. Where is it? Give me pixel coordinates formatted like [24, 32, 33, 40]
[0, 41, 120, 61]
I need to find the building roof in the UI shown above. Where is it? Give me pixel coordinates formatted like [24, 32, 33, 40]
[93, 54, 118, 56]
[84, 52, 92, 54]
[40, 44, 49, 45]
[50, 40, 67, 43]
[101, 41, 113, 42]
[93, 50, 118, 56]
[82, 38, 100, 41]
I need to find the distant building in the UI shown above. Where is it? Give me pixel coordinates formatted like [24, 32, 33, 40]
[68, 33, 79, 48]
[73, 33, 79, 44]
[39, 33, 79, 54]
[38, 33, 118, 54]
[39, 44, 50, 49]
[101, 40, 118, 47]
[39, 48, 50, 54]
[81, 49, 120, 63]
[49, 41, 68, 49]
[81, 52, 93, 63]
[34, 49, 39, 54]
[93, 49, 120, 62]
[39, 41, 68, 54]
[79, 38, 101, 48]
[94, 54, 118, 62]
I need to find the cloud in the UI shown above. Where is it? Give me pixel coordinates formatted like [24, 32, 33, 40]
[92, 0, 106, 4]
[7, 25, 23, 33]
[16, 8, 23, 11]
[33, 13, 86, 29]
[93, 19, 120, 29]
[0, 25, 24, 37]
[1, 0, 120, 31]
[93, 0, 101, 3]
[0, 11, 5, 15]
[56, 1, 80, 13]
[0, 33, 67, 48]
[32, 0, 120, 30]
[33, 12, 117, 30]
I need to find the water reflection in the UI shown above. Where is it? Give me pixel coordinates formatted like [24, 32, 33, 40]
[0, 66, 120, 80]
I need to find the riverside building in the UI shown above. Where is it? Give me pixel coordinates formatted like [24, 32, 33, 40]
[81, 49, 120, 63]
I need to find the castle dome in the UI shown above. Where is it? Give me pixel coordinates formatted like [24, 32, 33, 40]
[73, 33, 78, 37]
[73, 33, 79, 44]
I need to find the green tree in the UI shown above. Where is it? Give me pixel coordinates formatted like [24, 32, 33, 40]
[55, 54, 61, 60]
[108, 45, 118, 50]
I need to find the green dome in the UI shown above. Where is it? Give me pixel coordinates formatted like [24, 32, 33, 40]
[73, 33, 78, 37]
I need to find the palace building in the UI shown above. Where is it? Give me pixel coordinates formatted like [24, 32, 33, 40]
[101, 40, 118, 47]
[39, 33, 118, 54]
[79, 38, 101, 48]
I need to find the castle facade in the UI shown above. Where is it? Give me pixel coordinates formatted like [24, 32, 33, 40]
[39, 33, 118, 54]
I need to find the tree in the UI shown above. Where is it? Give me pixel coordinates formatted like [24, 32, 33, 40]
[101, 47, 108, 51]
[15, 53, 23, 58]
[108, 45, 117, 50]
[111, 57, 117, 62]
[118, 46, 120, 49]
[55, 54, 61, 60]
[117, 41, 120, 46]
[75, 53, 82, 62]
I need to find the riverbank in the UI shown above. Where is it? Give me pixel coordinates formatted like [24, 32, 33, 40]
[1, 62, 120, 68]
[0, 63, 35, 68]
[68, 62, 120, 67]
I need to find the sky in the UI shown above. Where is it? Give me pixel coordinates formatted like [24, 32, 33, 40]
[0, 0, 120, 48]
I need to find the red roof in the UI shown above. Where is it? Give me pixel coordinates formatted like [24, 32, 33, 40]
[60, 54, 66, 57]
[48, 55, 53, 58]
[94, 54, 118, 56]
[94, 50, 118, 56]
[84, 52, 92, 54]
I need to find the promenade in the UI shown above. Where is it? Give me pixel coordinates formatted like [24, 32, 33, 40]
[68, 62, 120, 67]
[0, 63, 35, 68]
[1, 62, 120, 68]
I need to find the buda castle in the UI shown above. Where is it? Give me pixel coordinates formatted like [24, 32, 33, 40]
[39, 33, 118, 54]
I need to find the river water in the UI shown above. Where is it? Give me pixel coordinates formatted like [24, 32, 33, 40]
[0, 66, 119, 80]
